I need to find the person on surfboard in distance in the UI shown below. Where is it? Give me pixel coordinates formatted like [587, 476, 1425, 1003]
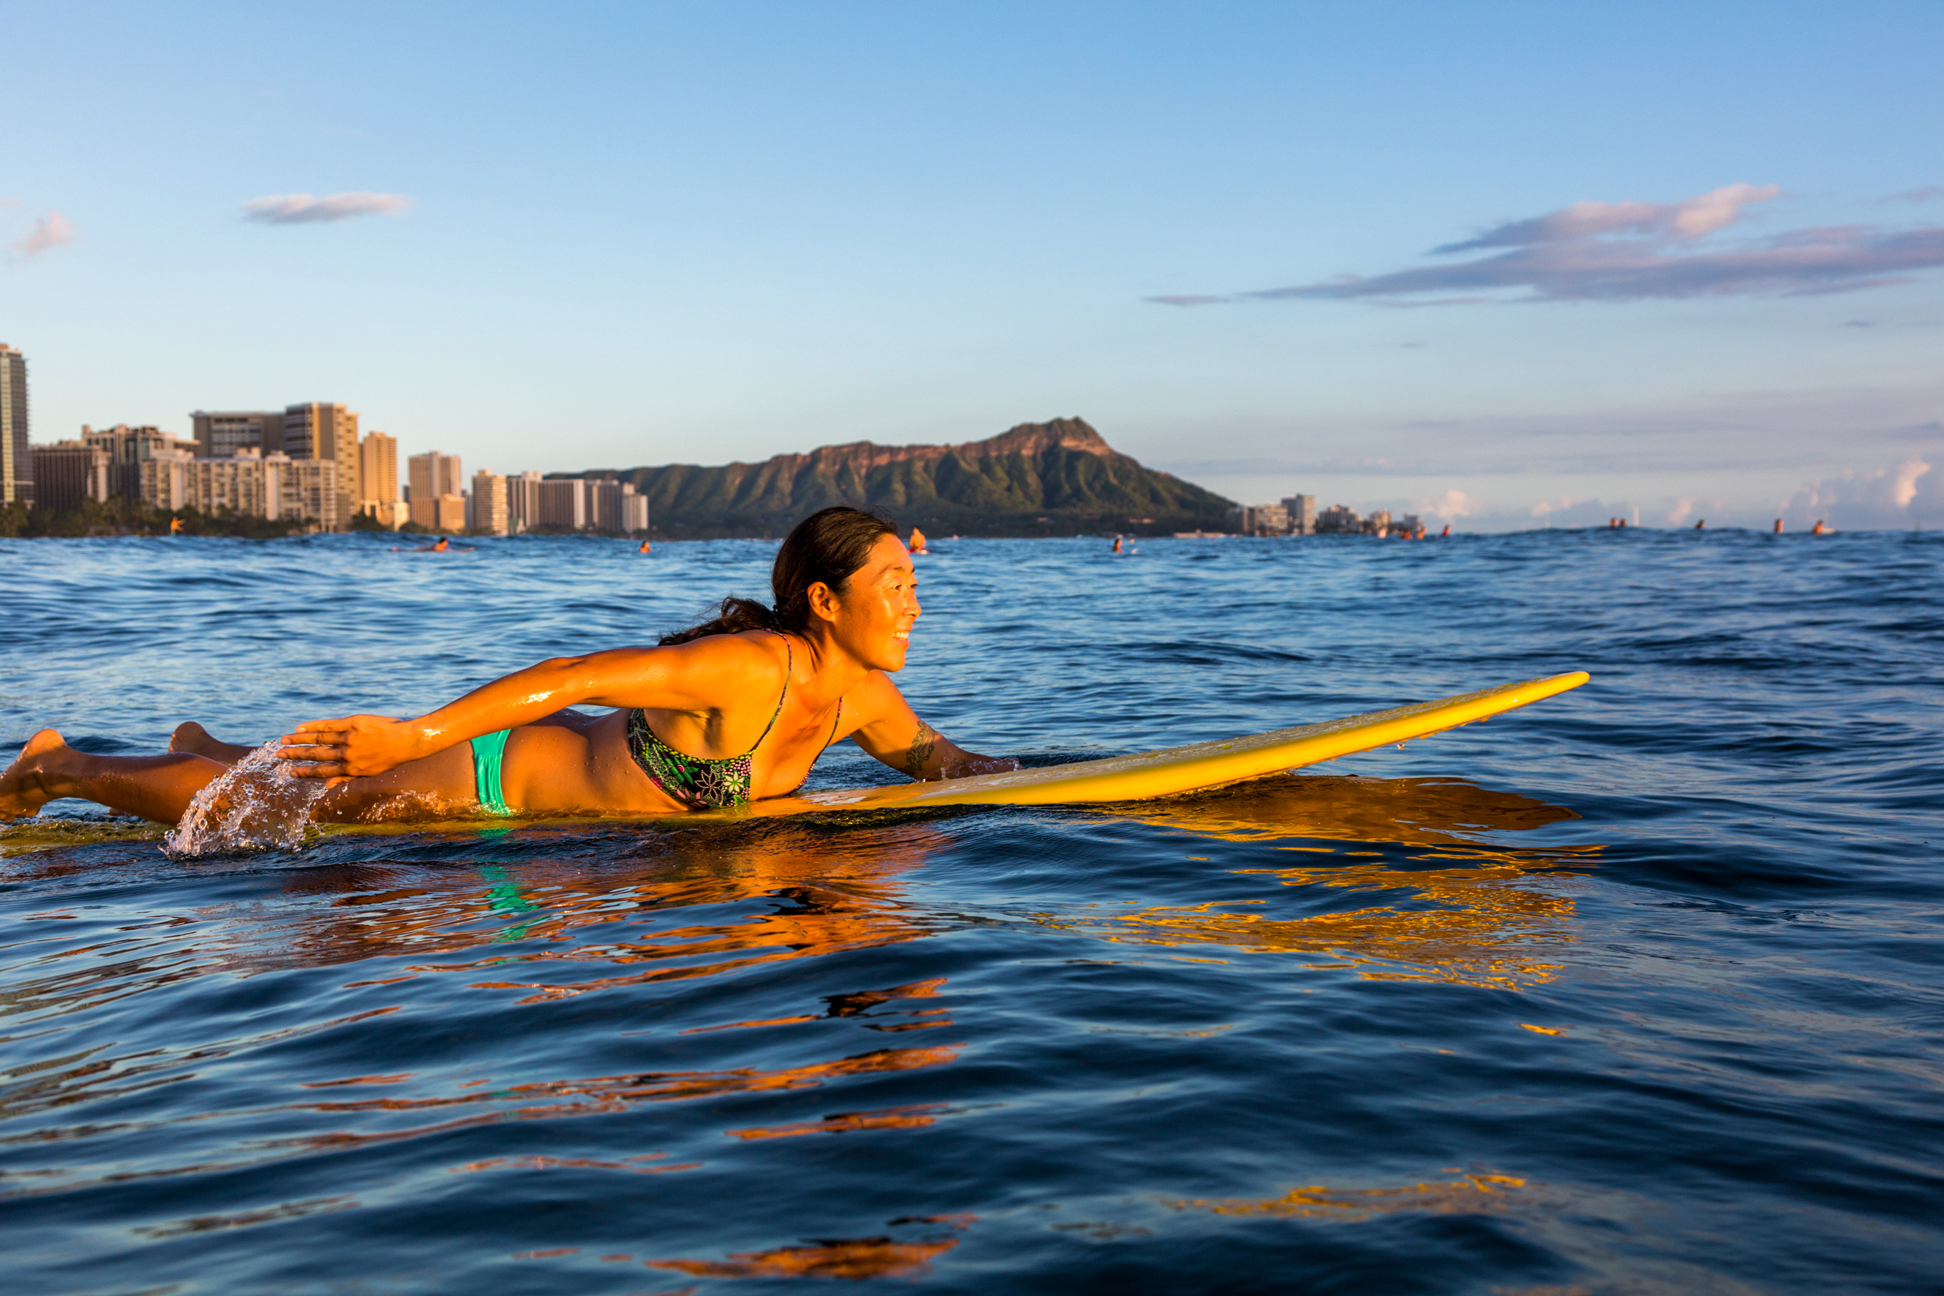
[1, 508, 1014, 826]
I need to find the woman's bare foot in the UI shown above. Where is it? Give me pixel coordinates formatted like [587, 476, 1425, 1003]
[169, 723, 255, 764]
[0, 729, 69, 820]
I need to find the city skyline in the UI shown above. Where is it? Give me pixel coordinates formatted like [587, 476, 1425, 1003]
[8, 356, 650, 535]
[3, 3, 1941, 531]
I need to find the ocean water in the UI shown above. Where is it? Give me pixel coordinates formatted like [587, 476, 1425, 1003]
[2, 529, 1940, 1294]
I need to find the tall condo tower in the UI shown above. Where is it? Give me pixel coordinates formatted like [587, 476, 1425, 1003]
[191, 410, 285, 459]
[0, 344, 30, 505]
[358, 432, 399, 512]
[284, 403, 359, 530]
[407, 450, 463, 500]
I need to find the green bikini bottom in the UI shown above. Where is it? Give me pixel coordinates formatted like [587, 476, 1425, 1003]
[469, 730, 515, 817]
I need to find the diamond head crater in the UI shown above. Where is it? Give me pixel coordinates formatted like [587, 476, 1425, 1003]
[556, 417, 1233, 538]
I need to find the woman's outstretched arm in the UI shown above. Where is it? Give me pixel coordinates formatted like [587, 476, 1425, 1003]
[279, 636, 783, 780]
[840, 671, 1016, 781]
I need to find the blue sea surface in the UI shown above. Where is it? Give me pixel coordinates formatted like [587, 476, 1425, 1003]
[2, 530, 1940, 1293]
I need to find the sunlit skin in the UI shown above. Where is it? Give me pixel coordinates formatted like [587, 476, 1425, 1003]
[0, 534, 1012, 824]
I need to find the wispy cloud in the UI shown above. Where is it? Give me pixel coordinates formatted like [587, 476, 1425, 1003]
[1878, 186, 1943, 206]
[12, 210, 78, 258]
[1151, 184, 1944, 306]
[1434, 183, 1781, 252]
[242, 191, 413, 224]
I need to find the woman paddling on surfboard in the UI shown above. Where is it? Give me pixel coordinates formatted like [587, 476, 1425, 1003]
[1, 508, 1014, 826]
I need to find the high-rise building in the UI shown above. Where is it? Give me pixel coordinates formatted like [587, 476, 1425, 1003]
[1281, 494, 1317, 536]
[284, 403, 358, 529]
[1, 344, 30, 505]
[191, 411, 284, 459]
[358, 432, 399, 515]
[185, 450, 276, 520]
[280, 458, 341, 528]
[1224, 503, 1288, 535]
[469, 471, 509, 536]
[138, 454, 193, 511]
[407, 450, 463, 502]
[588, 478, 649, 534]
[1316, 504, 1361, 534]
[182, 449, 337, 528]
[506, 471, 542, 534]
[537, 478, 589, 531]
[29, 441, 110, 512]
[84, 425, 198, 501]
[408, 493, 466, 532]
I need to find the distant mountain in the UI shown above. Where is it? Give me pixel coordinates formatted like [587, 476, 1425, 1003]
[566, 418, 1233, 538]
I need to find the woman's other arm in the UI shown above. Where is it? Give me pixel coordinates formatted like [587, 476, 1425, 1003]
[841, 672, 1016, 782]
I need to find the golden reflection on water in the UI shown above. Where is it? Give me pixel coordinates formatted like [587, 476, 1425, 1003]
[262, 1043, 963, 1159]
[1170, 1172, 1528, 1221]
[1072, 775, 1602, 991]
[256, 820, 952, 996]
[646, 1216, 975, 1280]
[647, 1234, 960, 1279]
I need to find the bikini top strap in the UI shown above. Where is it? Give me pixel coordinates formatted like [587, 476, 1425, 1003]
[747, 631, 793, 752]
[826, 698, 843, 747]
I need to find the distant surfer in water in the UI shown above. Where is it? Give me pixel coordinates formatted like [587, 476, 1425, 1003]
[391, 537, 473, 553]
[1112, 537, 1123, 553]
[907, 526, 927, 553]
[639, 540, 652, 554]
[2, 508, 1014, 826]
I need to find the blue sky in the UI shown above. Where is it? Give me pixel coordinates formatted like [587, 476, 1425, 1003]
[4, 0, 1941, 529]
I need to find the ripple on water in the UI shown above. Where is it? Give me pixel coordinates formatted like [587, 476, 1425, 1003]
[2, 530, 1942, 1293]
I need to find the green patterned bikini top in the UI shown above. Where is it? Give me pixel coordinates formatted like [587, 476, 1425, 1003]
[625, 633, 839, 809]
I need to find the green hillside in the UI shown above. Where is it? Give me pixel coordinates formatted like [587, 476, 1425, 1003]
[566, 418, 1232, 538]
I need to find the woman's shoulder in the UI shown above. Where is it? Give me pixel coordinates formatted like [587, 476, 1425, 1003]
[836, 667, 908, 717]
[655, 629, 790, 685]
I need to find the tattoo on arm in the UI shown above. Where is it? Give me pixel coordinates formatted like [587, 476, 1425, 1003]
[902, 721, 940, 779]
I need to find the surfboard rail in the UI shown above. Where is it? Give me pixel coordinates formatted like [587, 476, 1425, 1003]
[738, 670, 1590, 818]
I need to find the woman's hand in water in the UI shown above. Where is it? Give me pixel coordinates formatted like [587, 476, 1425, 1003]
[279, 715, 428, 780]
[940, 752, 1021, 778]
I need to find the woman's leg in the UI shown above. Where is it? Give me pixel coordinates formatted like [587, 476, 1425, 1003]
[1, 730, 227, 823]
[4, 728, 479, 826]
[169, 723, 256, 764]
[5, 712, 661, 827]
[312, 744, 476, 822]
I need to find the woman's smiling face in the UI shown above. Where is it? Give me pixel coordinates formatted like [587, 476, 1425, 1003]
[823, 533, 921, 672]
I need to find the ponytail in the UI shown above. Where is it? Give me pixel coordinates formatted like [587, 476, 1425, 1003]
[659, 506, 898, 646]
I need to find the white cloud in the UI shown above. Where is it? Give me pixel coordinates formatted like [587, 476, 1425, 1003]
[1890, 458, 1930, 508]
[12, 210, 78, 258]
[1783, 457, 1936, 528]
[242, 191, 414, 224]
[1665, 497, 1695, 525]
[1419, 489, 1474, 520]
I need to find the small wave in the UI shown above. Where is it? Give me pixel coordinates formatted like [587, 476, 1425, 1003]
[163, 744, 331, 858]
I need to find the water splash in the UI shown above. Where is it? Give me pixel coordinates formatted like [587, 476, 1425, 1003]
[164, 743, 331, 857]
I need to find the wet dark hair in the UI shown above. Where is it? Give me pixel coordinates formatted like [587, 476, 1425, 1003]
[659, 506, 899, 646]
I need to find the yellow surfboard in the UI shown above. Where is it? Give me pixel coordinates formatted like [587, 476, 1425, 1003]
[732, 671, 1590, 819]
